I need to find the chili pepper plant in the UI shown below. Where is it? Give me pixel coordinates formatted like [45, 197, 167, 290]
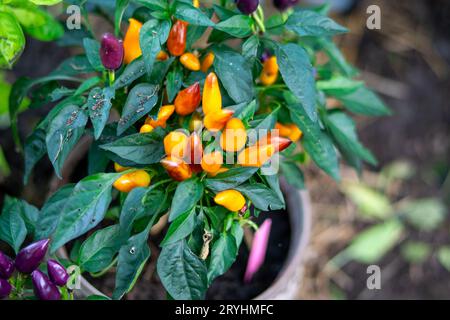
[0, 0, 390, 300]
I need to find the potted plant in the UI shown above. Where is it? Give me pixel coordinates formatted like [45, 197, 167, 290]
[0, 0, 389, 300]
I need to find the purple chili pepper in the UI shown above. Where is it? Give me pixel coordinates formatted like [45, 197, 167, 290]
[47, 260, 69, 287]
[244, 219, 272, 283]
[31, 270, 61, 301]
[0, 251, 14, 279]
[235, 0, 259, 15]
[260, 50, 271, 63]
[100, 33, 124, 70]
[15, 239, 50, 274]
[273, 0, 298, 11]
[0, 278, 12, 299]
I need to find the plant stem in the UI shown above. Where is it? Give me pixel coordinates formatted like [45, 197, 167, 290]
[252, 11, 266, 34]
[108, 70, 115, 86]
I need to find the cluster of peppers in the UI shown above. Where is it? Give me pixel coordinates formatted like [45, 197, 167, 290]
[98, 0, 303, 213]
[0, 239, 69, 300]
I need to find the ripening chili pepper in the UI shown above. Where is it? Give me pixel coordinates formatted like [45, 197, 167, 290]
[113, 170, 151, 193]
[174, 82, 201, 116]
[193, 0, 200, 8]
[201, 52, 215, 73]
[220, 118, 247, 152]
[201, 151, 223, 174]
[264, 135, 293, 152]
[260, 56, 279, 86]
[214, 189, 246, 212]
[100, 33, 124, 70]
[202, 72, 222, 115]
[0, 252, 14, 279]
[31, 270, 61, 301]
[208, 167, 228, 177]
[0, 278, 12, 299]
[204, 109, 234, 131]
[161, 156, 193, 181]
[114, 162, 130, 172]
[180, 53, 201, 71]
[276, 122, 302, 142]
[235, 0, 259, 14]
[15, 239, 50, 274]
[167, 20, 188, 57]
[186, 132, 203, 165]
[189, 112, 203, 132]
[123, 18, 143, 64]
[237, 143, 276, 167]
[164, 131, 189, 158]
[139, 124, 154, 133]
[47, 260, 69, 287]
[156, 50, 169, 61]
[146, 104, 175, 128]
[273, 0, 298, 11]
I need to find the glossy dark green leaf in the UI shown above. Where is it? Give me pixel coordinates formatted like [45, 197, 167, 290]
[272, 42, 316, 121]
[162, 208, 196, 246]
[0, 11, 25, 69]
[74, 77, 101, 96]
[83, 38, 104, 71]
[45, 104, 88, 178]
[50, 55, 96, 77]
[333, 86, 391, 116]
[235, 183, 285, 211]
[50, 173, 121, 252]
[215, 15, 253, 38]
[204, 167, 258, 192]
[169, 177, 203, 222]
[78, 224, 123, 273]
[213, 48, 254, 104]
[11, 197, 39, 236]
[264, 173, 285, 204]
[242, 35, 260, 60]
[113, 56, 146, 89]
[134, 0, 168, 11]
[147, 57, 175, 85]
[139, 19, 171, 76]
[88, 141, 110, 175]
[0, 196, 27, 253]
[315, 38, 357, 77]
[207, 232, 237, 284]
[285, 10, 347, 37]
[87, 87, 115, 139]
[280, 161, 305, 189]
[23, 128, 46, 184]
[115, 0, 130, 36]
[174, 2, 214, 27]
[99, 127, 165, 165]
[157, 240, 208, 300]
[117, 83, 159, 135]
[166, 67, 183, 103]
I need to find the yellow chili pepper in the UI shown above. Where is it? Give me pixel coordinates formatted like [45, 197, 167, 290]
[214, 190, 246, 212]
[113, 170, 151, 193]
[189, 112, 203, 132]
[193, 0, 200, 8]
[139, 124, 154, 133]
[220, 118, 247, 152]
[180, 53, 201, 71]
[260, 56, 279, 86]
[203, 109, 234, 132]
[114, 162, 130, 172]
[208, 167, 228, 177]
[161, 156, 193, 181]
[201, 52, 215, 73]
[123, 18, 143, 64]
[275, 122, 303, 142]
[202, 72, 222, 115]
[146, 104, 175, 128]
[164, 131, 189, 158]
[201, 151, 223, 174]
[157, 50, 169, 61]
[237, 143, 276, 167]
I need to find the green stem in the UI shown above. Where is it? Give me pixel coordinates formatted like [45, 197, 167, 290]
[108, 70, 115, 87]
[252, 11, 266, 34]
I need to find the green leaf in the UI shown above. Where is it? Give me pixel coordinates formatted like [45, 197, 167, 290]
[207, 232, 237, 284]
[273, 42, 316, 121]
[166, 67, 183, 103]
[204, 167, 259, 192]
[285, 10, 347, 37]
[341, 182, 392, 219]
[344, 219, 403, 264]
[134, 0, 168, 11]
[139, 19, 171, 76]
[400, 241, 430, 264]
[113, 56, 146, 89]
[45, 104, 88, 178]
[0, 11, 25, 69]
[285, 92, 340, 180]
[332, 86, 391, 116]
[315, 38, 357, 77]
[78, 224, 122, 273]
[113, 228, 151, 300]
[34, 184, 75, 240]
[0, 197, 27, 253]
[87, 87, 115, 139]
[28, 0, 62, 5]
[325, 111, 377, 165]
[99, 128, 165, 165]
[169, 177, 203, 222]
[280, 161, 305, 189]
[50, 55, 95, 76]
[161, 208, 196, 246]
[174, 2, 214, 27]
[215, 15, 253, 38]
[402, 199, 446, 231]
[213, 48, 254, 104]
[437, 246, 450, 272]
[74, 76, 101, 96]
[115, 0, 129, 37]
[235, 183, 285, 211]
[50, 173, 121, 252]
[157, 240, 208, 300]
[23, 128, 46, 183]
[316, 76, 363, 95]
[117, 83, 159, 135]
[242, 35, 260, 60]
[83, 38, 104, 72]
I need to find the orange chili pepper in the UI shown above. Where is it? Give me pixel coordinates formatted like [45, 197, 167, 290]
[201, 151, 223, 174]
[220, 118, 247, 152]
[208, 167, 228, 177]
[146, 104, 175, 128]
[123, 18, 143, 64]
[275, 122, 303, 142]
[186, 132, 203, 165]
[156, 50, 169, 61]
[114, 162, 130, 172]
[201, 52, 215, 73]
[164, 131, 189, 158]
[260, 56, 279, 86]
[167, 20, 188, 57]
[202, 72, 222, 115]
[180, 53, 201, 71]
[161, 156, 193, 181]
[237, 143, 276, 167]
[203, 109, 234, 131]
[174, 82, 201, 116]
[139, 124, 154, 133]
[193, 0, 200, 8]
[113, 170, 151, 193]
[214, 189, 246, 212]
